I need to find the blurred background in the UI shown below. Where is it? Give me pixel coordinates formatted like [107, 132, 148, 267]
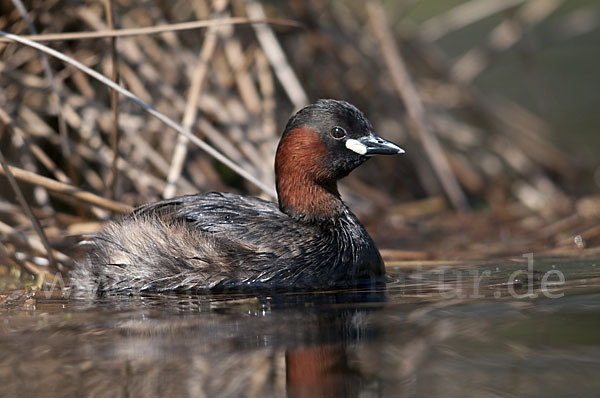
[0, 0, 599, 279]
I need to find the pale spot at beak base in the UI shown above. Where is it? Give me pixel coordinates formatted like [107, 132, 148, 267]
[345, 139, 367, 155]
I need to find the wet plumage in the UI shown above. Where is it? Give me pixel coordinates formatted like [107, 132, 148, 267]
[71, 100, 403, 295]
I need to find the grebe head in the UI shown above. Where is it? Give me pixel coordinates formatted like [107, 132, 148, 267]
[275, 99, 404, 221]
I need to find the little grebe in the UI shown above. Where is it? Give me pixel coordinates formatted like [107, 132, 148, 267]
[72, 100, 403, 294]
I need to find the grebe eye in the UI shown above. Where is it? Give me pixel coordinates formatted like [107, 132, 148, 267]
[330, 126, 347, 139]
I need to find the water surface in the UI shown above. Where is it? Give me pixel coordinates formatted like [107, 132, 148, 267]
[1, 255, 599, 397]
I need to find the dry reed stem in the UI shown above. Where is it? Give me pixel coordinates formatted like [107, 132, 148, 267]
[0, 163, 133, 213]
[0, 148, 56, 267]
[246, 0, 308, 109]
[104, 0, 121, 199]
[221, 23, 262, 115]
[197, 117, 256, 172]
[366, 0, 469, 211]
[255, 49, 276, 137]
[254, 49, 277, 182]
[221, 97, 271, 179]
[164, 0, 227, 199]
[0, 17, 302, 43]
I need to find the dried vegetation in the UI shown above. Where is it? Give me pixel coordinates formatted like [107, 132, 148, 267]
[0, 0, 599, 287]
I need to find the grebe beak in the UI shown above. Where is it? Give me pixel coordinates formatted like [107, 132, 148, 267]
[346, 133, 405, 156]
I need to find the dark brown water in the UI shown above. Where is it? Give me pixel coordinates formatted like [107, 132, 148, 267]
[1, 255, 599, 397]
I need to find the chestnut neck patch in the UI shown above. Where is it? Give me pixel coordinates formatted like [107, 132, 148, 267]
[275, 128, 345, 221]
